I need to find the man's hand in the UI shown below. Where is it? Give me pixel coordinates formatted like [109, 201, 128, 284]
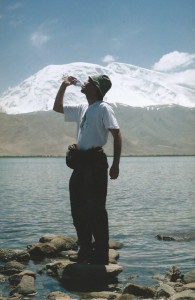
[109, 163, 119, 179]
[62, 76, 77, 87]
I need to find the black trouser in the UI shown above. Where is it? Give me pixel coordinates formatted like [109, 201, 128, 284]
[69, 149, 109, 260]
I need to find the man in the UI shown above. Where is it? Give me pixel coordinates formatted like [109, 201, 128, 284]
[53, 74, 122, 265]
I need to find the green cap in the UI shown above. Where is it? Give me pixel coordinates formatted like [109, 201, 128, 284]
[89, 75, 112, 97]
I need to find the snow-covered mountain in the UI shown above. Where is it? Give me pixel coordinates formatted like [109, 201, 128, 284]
[0, 62, 195, 114]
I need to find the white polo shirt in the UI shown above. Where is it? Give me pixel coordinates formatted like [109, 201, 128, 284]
[64, 101, 119, 150]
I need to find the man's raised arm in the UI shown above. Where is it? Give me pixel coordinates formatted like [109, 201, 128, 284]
[53, 82, 66, 114]
[53, 76, 76, 114]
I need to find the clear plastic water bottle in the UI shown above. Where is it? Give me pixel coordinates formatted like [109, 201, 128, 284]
[72, 79, 83, 87]
[61, 75, 83, 87]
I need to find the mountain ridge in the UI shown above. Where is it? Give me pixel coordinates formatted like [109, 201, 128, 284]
[0, 104, 194, 156]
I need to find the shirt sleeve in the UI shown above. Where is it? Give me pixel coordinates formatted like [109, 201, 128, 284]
[64, 105, 81, 122]
[102, 104, 119, 129]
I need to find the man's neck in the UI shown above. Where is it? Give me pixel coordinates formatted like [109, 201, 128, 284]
[87, 97, 101, 105]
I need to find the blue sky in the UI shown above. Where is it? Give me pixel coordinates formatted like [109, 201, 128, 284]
[0, 0, 194, 94]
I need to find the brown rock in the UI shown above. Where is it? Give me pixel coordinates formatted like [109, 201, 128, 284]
[46, 291, 72, 299]
[39, 234, 68, 243]
[11, 275, 36, 296]
[27, 242, 57, 258]
[79, 291, 120, 299]
[123, 283, 155, 298]
[184, 270, 195, 284]
[9, 270, 36, 285]
[109, 249, 119, 264]
[109, 239, 124, 249]
[4, 261, 25, 275]
[0, 249, 30, 262]
[50, 237, 77, 251]
[183, 282, 195, 290]
[156, 283, 175, 298]
[169, 289, 195, 300]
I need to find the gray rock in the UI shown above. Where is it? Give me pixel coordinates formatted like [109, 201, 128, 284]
[39, 234, 69, 243]
[156, 234, 176, 241]
[0, 249, 30, 262]
[156, 231, 195, 242]
[9, 274, 22, 286]
[152, 274, 165, 281]
[109, 239, 124, 249]
[169, 289, 195, 300]
[109, 249, 119, 264]
[28, 236, 78, 259]
[46, 260, 68, 278]
[49, 237, 78, 251]
[27, 242, 57, 258]
[46, 291, 73, 299]
[156, 283, 175, 298]
[183, 283, 195, 290]
[9, 270, 36, 285]
[122, 283, 155, 298]
[184, 270, 195, 284]
[10, 274, 36, 296]
[3, 261, 25, 275]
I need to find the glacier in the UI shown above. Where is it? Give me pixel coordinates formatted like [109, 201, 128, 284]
[0, 62, 195, 114]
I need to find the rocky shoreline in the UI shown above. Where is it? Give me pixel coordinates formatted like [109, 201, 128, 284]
[0, 234, 195, 300]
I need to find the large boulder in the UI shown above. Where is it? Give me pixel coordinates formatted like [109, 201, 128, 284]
[46, 260, 123, 285]
[61, 262, 123, 282]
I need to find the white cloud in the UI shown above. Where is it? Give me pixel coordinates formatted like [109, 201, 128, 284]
[101, 54, 118, 64]
[30, 32, 51, 47]
[153, 51, 195, 72]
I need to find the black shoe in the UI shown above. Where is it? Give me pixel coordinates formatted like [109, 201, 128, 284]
[69, 248, 93, 264]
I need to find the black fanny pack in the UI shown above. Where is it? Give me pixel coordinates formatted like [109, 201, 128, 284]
[66, 144, 79, 169]
[66, 144, 104, 169]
